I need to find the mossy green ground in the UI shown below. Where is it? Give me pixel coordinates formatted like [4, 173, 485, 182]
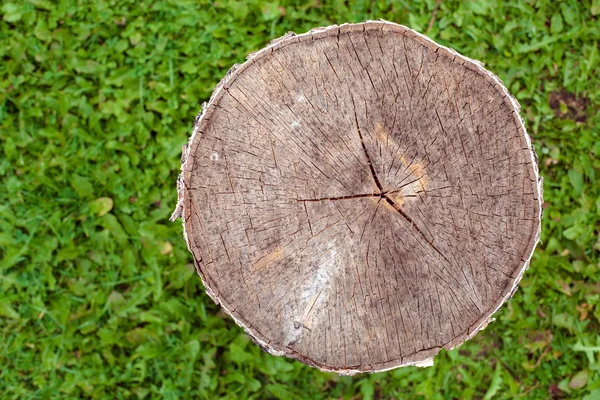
[1, 0, 600, 398]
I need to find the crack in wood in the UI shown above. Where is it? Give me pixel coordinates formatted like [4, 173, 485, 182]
[297, 193, 381, 202]
[351, 95, 383, 191]
[351, 94, 449, 263]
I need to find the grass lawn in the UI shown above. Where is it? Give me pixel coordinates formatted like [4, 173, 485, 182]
[1, 0, 600, 398]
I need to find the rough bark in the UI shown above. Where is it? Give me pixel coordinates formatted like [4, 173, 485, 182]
[172, 21, 542, 374]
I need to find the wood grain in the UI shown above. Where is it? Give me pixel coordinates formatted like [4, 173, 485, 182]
[172, 21, 542, 374]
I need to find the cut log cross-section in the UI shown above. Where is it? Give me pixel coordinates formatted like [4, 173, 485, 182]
[172, 21, 542, 374]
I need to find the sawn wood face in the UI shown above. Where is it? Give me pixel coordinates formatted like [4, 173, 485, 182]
[177, 21, 542, 374]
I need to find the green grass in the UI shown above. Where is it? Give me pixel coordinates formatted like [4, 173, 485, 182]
[1, 0, 599, 398]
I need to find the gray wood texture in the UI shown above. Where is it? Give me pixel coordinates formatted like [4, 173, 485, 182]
[172, 21, 542, 374]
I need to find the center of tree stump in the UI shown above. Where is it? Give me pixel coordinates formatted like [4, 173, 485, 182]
[175, 21, 542, 374]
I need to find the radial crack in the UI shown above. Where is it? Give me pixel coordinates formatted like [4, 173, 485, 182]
[351, 95, 383, 191]
[383, 196, 450, 264]
[297, 193, 381, 202]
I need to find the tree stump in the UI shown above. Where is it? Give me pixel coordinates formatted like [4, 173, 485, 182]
[172, 21, 542, 374]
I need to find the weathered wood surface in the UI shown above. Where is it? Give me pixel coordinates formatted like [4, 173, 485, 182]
[172, 21, 542, 374]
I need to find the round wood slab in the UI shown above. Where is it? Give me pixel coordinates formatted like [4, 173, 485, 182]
[172, 21, 542, 374]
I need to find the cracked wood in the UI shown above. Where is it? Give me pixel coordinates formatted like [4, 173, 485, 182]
[175, 21, 542, 374]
